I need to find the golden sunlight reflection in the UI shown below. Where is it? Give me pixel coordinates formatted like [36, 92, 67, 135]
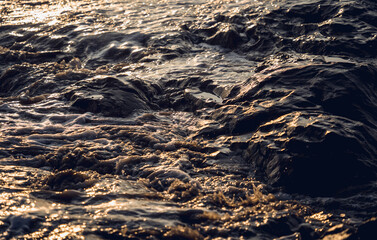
[307, 211, 332, 225]
[50, 224, 85, 240]
[0, 0, 374, 238]
[3, 1, 78, 25]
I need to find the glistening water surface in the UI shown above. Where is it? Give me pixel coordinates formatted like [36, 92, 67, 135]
[1, 0, 377, 239]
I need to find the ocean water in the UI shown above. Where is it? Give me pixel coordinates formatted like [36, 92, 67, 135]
[1, 0, 377, 239]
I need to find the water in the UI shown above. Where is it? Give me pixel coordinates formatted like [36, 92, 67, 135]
[1, 0, 377, 239]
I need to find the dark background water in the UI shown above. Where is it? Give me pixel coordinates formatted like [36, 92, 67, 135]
[0, 0, 377, 239]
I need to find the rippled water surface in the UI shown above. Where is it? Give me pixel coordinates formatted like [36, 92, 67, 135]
[1, 0, 377, 239]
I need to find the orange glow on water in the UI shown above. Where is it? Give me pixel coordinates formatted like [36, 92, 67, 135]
[1, 1, 79, 25]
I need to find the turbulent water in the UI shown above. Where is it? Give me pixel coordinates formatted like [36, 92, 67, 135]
[1, 0, 377, 239]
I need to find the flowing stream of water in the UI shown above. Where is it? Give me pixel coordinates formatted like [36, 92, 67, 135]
[1, 0, 377, 239]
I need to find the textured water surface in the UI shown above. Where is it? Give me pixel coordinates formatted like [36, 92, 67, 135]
[1, 0, 377, 239]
